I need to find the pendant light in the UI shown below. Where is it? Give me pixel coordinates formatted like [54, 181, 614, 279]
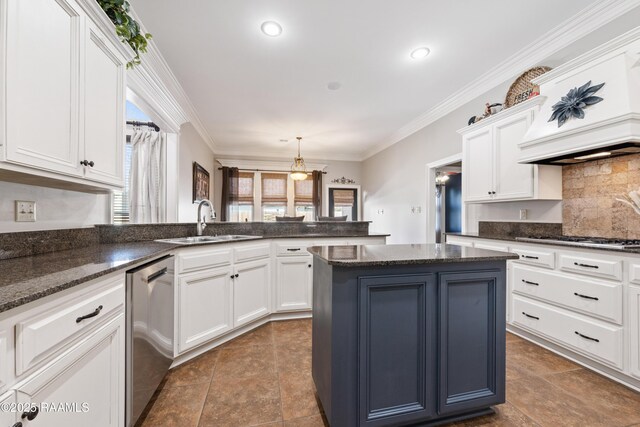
[290, 136, 308, 181]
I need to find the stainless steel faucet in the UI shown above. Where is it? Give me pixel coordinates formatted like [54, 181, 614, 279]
[196, 199, 216, 236]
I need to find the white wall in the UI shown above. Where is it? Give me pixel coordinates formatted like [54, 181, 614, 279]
[0, 181, 109, 232]
[177, 122, 216, 222]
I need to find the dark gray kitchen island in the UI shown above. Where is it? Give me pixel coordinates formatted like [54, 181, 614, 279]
[308, 243, 518, 427]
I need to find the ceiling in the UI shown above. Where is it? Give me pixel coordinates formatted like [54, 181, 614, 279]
[131, 0, 600, 161]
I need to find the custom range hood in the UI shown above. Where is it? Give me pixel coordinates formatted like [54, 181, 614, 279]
[518, 27, 640, 165]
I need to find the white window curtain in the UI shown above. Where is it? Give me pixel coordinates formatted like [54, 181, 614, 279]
[129, 129, 167, 223]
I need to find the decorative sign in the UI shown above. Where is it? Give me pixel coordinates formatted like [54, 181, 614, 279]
[331, 176, 356, 184]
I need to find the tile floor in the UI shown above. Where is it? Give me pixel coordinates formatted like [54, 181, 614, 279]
[138, 319, 640, 427]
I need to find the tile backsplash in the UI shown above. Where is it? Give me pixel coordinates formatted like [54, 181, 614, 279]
[563, 153, 640, 239]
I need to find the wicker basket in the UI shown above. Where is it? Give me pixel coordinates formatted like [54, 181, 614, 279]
[504, 66, 552, 108]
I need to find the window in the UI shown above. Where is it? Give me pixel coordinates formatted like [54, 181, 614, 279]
[294, 179, 315, 221]
[331, 188, 356, 220]
[261, 173, 288, 221]
[230, 172, 254, 221]
[112, 139, 133, 224]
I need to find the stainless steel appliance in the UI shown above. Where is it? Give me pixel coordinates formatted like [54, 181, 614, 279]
[126, 255, 175, 426]
[516, 236, 640, 249]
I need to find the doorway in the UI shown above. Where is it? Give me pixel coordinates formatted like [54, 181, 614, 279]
[323, 184, 361, 221]
[426, 154, 464, 243]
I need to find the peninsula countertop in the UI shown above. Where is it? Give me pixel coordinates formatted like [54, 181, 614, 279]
[308, 243, 518, 267]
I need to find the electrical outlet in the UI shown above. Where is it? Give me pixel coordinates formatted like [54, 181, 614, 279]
[519, 209, 528, 220]
[15, 200, 36, 222]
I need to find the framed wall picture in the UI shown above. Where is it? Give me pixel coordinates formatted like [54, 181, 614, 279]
[192, 162, 210, 203]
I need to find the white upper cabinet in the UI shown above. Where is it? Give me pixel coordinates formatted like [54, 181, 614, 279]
[82, 18, 125, 186]
[1, 0, 128, 190]
[460, 97, 562, 203]
[3, 0, 83, 177]
[462, 127, 494, 202]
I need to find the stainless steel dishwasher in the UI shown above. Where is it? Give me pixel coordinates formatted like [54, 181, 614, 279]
[125, 255, 175, 427]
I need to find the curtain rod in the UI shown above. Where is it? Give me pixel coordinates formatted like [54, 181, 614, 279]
[127, 120, 160, 131]
[218, 167, 327, 174]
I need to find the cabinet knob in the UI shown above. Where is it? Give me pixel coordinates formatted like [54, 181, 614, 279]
[487, 191, 491, 195]
[235, 273, 239, 278]
[12, 422, 23, 427]
[21, 406, 39, 421]
[230, 275, 234, 279]
[308, 264, 312, 268]
[80, 160, 95, 167]
[492, 191, 496, 194]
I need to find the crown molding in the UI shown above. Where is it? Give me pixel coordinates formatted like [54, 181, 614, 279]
[216, 158, 328, 172]
[125, 7, 217, 151]
[361, 0, 640, 161]
[212, 147, 364, 162]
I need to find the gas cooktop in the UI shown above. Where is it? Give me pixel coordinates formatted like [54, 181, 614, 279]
[515, 236, 640, 249]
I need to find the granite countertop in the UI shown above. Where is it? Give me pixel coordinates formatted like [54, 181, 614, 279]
[0, 241, 178, 314]
[308, 243, 518, 267]
[446, 232, 640, 254]
[0, 233, 389, 314]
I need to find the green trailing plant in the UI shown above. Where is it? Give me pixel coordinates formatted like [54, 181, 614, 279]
[96, 0, 152, 68]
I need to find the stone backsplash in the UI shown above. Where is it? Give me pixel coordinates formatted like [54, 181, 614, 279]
[563, 153, 640, 238]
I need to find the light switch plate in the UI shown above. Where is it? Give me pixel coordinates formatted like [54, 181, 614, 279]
[15, 200, 36, 222]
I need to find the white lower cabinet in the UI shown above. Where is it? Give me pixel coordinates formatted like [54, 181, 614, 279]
[15, 314, 124, 427]
[630, 286, 640, 379]
[275, 256, 313, 312]
[177, 266, 233, 353]
[233, 259, 270, 327]
[0, 391, 16, 426]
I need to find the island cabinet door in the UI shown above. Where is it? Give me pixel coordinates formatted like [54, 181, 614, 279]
[358, 274, 437, 426]
[438, 271, 506, 415]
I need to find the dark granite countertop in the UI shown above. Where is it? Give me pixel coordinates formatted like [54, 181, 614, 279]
[308, 243, 518, 267]
[0, 241, 177, 314]
[445, 232, 640, 254]
[0, 233, 389, 314]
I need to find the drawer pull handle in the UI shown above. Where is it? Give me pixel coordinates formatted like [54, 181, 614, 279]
[21, 406, 38, 421]
[12, 422, 23, 427]
[575, 331, 599, 342]
[76, 305, 103, 323]
[522, 312, 539, 320]
[287, 248, 301, 252]
[521, 255, 539, 260]
[574, 262, 599, 269]
[574, 292, 599, 301]
[522, 279, 539, 286]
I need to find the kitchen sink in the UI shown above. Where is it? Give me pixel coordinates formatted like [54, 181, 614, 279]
[156, 235, 261, 245]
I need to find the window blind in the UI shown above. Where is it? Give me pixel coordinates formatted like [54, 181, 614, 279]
[238, 172, 254, 204]
[333, 189, 355, 206]
[294, 179, 313, 204]
[112, 141, 133, 224]
[261, 173, 288, 204]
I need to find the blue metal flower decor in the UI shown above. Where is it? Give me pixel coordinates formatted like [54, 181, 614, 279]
[548, 80, 605, 127]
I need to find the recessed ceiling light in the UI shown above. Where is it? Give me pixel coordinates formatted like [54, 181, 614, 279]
[410, 47, 431, 60]
[261, 21, 282, 37]
[327, 81, 342, 91]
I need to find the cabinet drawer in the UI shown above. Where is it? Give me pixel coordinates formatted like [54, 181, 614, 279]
[234, 243, 271, 263]
[513, 296, 623, 369]
[511, 265, 622, 324]
[510, 246, 555, 269]
[276, 242, 312, 256]
[474, 242, 510, 252]
[177, 247, 233, 274]
[15, 276, 124, 376]
[559, 254, 622, 281]
[445, 236, 473, 247]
